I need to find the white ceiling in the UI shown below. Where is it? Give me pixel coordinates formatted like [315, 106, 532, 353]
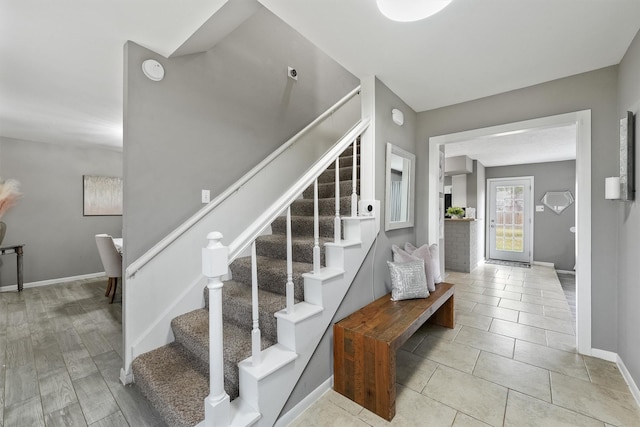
[444, 124, 577, 167]
[1, 0, 639, 150]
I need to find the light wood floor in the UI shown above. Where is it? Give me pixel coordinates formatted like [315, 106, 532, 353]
[0, 277, 166, 427]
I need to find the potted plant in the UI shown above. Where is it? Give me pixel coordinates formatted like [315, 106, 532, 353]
[0, 178, 21, 245]
[446, 206, 465, 219]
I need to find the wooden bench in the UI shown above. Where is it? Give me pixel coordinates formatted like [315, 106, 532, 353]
[333, 282, 455, 421]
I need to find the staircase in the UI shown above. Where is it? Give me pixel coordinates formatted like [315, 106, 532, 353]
[131, 143, 375, 426]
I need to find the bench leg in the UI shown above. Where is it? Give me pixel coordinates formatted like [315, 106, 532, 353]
[334, 325, 397, 421]
[428, 294, 455, 328]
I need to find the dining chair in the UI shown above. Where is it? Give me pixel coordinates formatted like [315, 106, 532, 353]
[95, 234, 122, 303]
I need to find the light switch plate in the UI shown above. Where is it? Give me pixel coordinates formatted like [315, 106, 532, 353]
[536, 205, 544, 212]
[202, 189, 210, 204]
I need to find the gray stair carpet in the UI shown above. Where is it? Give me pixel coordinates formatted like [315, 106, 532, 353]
[131, 145, 360, 427]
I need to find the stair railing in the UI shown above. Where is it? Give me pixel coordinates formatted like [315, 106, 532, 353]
[202, 118, 368, 423]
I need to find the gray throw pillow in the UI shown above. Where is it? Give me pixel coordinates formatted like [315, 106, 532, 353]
[403, 243, 436, 292]
[406, 242, 443, 284]
[387, 259, 429, 301]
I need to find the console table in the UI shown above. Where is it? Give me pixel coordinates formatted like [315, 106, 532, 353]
[0, 244, 24, 291]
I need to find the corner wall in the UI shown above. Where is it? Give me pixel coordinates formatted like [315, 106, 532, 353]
[416, 66, 619, 352]
[282, 77, 418, 414]
[0, 137, 123, 286]
[617, 28, 640, 391]
[123, 7, 359, 268]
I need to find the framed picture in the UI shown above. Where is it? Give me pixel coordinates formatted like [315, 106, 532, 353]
[620, 111, 635, 201]
[83, 175, 123, 216]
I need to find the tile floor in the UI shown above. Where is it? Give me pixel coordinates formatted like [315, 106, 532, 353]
[0, 277, 166, 427]
[290, 264, 640, 427]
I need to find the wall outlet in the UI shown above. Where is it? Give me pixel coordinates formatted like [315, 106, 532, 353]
[201, 189, 210, 204]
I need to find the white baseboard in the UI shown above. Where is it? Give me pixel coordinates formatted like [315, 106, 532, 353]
[0, 272, 105, 292]
[555, 269, 576, 275]
[590, 348, 617, 362]
[591, 348, 640, 407]
[274, 376, 333, 427]
[533, 261, 555, 268]
[617, 354, 640, 407]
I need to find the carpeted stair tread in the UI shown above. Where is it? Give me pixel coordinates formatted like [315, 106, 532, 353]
[132, 342, 208, 427]
[290, 196, 353, 217]
[171, 309, 274, 400]
[255, 234, 328, 265]
[221, 280, 291, 343]
[303, 179, 359, 199]
[328, 154, 360, 168]
[318, 165, 359, 183]
[230, 256, 310, 301]
[272, 215, 341, 239]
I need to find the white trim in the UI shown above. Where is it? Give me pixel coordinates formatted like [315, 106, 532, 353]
[591, 348, 617, 362]
[0, 272, 105, 292]
[617, 354, 640, 407]
[274, 376, 333, 427]
[589, 349, 640, 408]
[428, 109, 592, 357]
[555, 269, 575, 275]
[533, 261, 555, 268]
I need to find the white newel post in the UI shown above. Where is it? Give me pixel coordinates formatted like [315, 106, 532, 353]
[351, 139, 358, 217]
[202, 232, 230, 427]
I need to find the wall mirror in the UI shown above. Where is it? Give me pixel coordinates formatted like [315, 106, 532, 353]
[541, 190, 574, 215]
[385, 143, 416, 231]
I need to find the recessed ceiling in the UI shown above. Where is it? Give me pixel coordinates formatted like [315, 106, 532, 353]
[1, 0, 639, 149]
[444, 124, 577, 167]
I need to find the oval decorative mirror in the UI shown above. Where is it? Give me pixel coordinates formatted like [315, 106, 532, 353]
[385, 143, 415, 230]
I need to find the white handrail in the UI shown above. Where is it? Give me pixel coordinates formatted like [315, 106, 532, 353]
[126, 86, 361, 279]
[227, 118, 370, 262]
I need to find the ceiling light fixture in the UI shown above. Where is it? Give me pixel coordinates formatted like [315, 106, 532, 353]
[377, 0, 452, 22]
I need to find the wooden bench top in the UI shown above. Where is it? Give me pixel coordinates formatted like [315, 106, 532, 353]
[335, 282, 455, 350]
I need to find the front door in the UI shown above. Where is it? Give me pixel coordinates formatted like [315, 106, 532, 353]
[488, 177, 533, 263]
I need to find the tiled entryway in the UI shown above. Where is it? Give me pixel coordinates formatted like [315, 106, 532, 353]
[290, 264, 640, 426]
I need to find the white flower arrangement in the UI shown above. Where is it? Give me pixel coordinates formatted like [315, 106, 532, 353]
[0, 178, 21, 219]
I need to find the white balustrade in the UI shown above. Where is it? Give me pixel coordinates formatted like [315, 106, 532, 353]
[334, 157, 341, 243]
[286, 206, 294, 314]
[351, 139, 358, 217]
[313, 179, 320, 274]
[251, 242, 262, 366]
[202, 232, 230, 426]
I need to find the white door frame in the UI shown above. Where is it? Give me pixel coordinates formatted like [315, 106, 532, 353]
[428, 110, 592, 355]
[487, 177, 534, 264]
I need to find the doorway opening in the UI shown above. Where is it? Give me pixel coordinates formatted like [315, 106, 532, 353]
[487, 177, 534, 265]
[428, 110, 592, 355]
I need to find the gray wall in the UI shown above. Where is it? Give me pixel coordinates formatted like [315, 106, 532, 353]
[283, 78, 418, 413]
[486, 161, 576, 271]
[123, 7, 359, 268]
[416, 66, 620, 352]
[617, 28, 640, 390]
[0, 137, 123, 287]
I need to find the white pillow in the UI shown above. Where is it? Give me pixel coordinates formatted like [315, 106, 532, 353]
[387, 259, 429, 301]
[406, 242, 442, 284]
[402, 243, 436, 292]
